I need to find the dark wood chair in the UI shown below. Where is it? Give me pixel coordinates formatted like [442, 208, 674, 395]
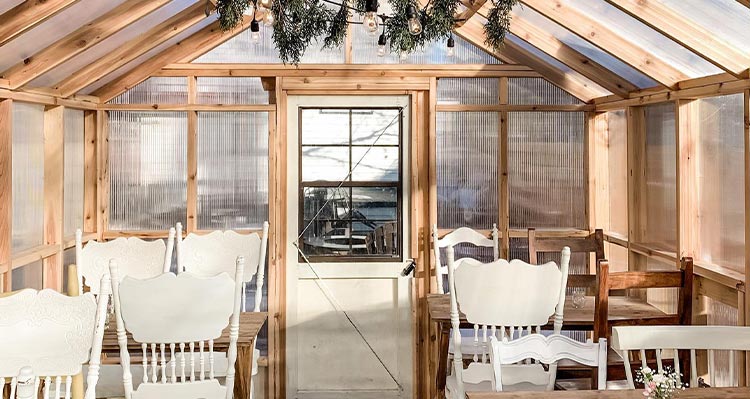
[528, 228, 605, 293]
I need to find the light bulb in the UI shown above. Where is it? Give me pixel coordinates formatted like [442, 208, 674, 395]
[446, 36, 455, 57]
[259, 0, 272, 8]
[244, 2, 255, 16]
[399, 52, 408, 62]
[363, 12, 378, 35]
[250, 19, 260, 44]
[407, 5, 422, 36]
[263, 10, 275, 26]
[377, 33, 387, 57]
[251, 31, 260, 43]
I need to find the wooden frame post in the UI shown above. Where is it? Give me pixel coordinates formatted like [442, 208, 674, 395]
[0, 99, 11, 293]
[499, 77, 510, 259]
[626, 106, 646, 273]
[676, 99, 697, 264]
[96, 110, 109, 241]
[744, 89, 750, 383]
[428, 77, 437, 294]
[186, 76, 198, 233]
[43, 105, 64, 291]
[83, 110, 98, 234]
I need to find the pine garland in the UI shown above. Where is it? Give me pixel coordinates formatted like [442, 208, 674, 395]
[215, 0, 518, 64]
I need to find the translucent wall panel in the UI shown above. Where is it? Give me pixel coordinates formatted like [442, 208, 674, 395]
[12, 102, 45, 252]
[696, 94, 745, 273]
[108, 111, 187, 230]
[642, 103, 676, 250]
[607, 110, 628, 237]
[436, 112, 498, 229]
[197, 112, 269, 230]
[12, 260, 43, 290]
[436, 78, 499, 105]
[64, 108, 85, 237]
[508, 112, 586, 229]
[508, 78, 581, 105]
[660, 0, 750, 56]
[62, 247, 77, 295]
[196, 77, 269, 104]
[109, 77, 188, 104]
[706, 297, 740, 387]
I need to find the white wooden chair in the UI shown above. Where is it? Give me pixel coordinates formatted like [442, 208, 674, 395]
[444, 246, 571, 399]
[612, 325, 750, 389]
[75, 228, 175, 294]
[0, 280, 110, 399]
[109, 257, 244, 399]
[489, 334, 607, 391]
[432, 224, 499, 294]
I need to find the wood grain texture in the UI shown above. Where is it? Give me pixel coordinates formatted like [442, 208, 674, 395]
[1, 0, 172, 89]
[467, 387, 750, 398]
[499, 78, 510, 259]
[745, 89, 750, 382]
[186, 76, 197, 233]
[0, 0, 81, 48]
[0, 100, 11, 291]
[43, 106, 64, 291]
[83, 111, 97, 233]
[95, 111, 109, 240]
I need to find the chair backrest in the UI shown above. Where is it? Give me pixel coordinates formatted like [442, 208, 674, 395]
[432, 224, 499, 294]
[594, 257, 693, 341]
[75, 228, 175, 294]
[489, 334, 607, 391]
[612, 325, 750, 389]
[0, 282, 110, 399]
[109, 258, 244, 399]
[176, 222, 269, 312]
[528, 228, 604, 291]
[446, 246, 570, 396]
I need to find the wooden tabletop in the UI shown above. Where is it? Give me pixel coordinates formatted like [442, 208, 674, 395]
[101, 312, 268, 351]
[466, 387, 750, 398]
[428, 294, 668, 328]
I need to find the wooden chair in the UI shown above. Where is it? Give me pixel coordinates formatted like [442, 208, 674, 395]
[444, 246, 571, 398]
[75, 228, 175, 295]
[527, 228, 604, 292]
[109, 258, 244, 399]
[432, 224, 499, 294]
[489, 334, 608, 391]
[6, 366, 35, 399]
[0, 280, 110, 399]
[175, 222, 269, 313]
[612, 325, 750, 389]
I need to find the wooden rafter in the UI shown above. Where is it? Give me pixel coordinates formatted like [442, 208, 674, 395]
[0, 0, 172, 89]
[521, 0, 690, 89]
[0, 0, 81, 48]
[605, 0, 750, 79]
[455, 17, 605, 102]
[738, 0, 749, 7]
[501, 6, 636, 97]
[455, 0, 489, 28]
[93, 16, 253, 102]
[54, 1, 209, 98]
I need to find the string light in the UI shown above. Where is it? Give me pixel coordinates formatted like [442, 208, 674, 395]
[406, 5, 422, 36]
[250, 19, 261, 43]
[446, 32, 455, 57]
[377, 30, 387, 57]
[363, 0, 379, 36]
[259, 0, 272, 9]
[244, 1, 255, 17]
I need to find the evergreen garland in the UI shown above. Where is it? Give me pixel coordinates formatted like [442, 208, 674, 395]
[215, 0, 518, 64]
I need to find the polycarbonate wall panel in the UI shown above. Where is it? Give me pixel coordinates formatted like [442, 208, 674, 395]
[109, 77, 188, 104]
[12, 102, 45, 252]
[108, 111, 187, 230]
[436, 78, 499, 105]
[643, 103, 677, 250]
[508, 112, 586, 229]
[706, 297, 741, 387]
[436, 112, 498, 230]
[12, 260, 43, 290]
[660, 0, 750, 56]
[508, 78, 581, 105]
[607, 110, 628, 237]
[196, 77, 269, 104]
[696, 94, 745, 273]
[64, 108, 85, 237]
[197, 112, 269, 230]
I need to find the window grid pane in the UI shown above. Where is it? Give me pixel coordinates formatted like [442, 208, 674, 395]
[196, 77, 269, 105]
[642, 103, 677, 250]
[109, 77, 188, 104]
[12, 102, 45, 253]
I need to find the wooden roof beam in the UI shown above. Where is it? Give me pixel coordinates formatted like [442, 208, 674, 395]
[0, 0, 82, 48]
[501, 6, 636, 97]
[455, 17, 605, 102]
[455, 0, 489, 28]
[54, 1, 209, 98]
[605, 0, 750, 79]
[0, 0, 172, 89]
[738, 0, 749, 7]
[94, 16, 253, 102]
[520, 0, 690, 89]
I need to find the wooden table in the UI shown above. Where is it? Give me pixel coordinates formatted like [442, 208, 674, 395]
[466, 387, 750, 398]
[102, 312, 267, 399]
[428, 294, 669, 399]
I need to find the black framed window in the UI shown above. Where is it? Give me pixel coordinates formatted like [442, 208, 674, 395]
[299, 107, 403, 262]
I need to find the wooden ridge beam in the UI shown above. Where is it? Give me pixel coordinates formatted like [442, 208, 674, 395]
[503, 6, 636, 97]
[54, 1, 209, 98]
[1, 0, 172, 89]
[455, 17, 604, 102]
[93, 16, 253, 102]
[0, 0, 81, 48]
[521, 0, 690, 89]
[455, 0, 489, 28]
[604, 0, 750, 79]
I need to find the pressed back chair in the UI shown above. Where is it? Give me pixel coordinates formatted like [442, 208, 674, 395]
[612, 325, 750, 389]
[432, 224, 499, 294]
[0, 280, 110, 399]
[527, 228, 604, 293]
[75, 228, 176, 294]
[489, 334, 608, 391]
[109, 258, 244, 399]
[444, 246, 571, 398]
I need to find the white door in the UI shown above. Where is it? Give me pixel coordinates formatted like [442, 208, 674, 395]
[286, 95, 413, 399]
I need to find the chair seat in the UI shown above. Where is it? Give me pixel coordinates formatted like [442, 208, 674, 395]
[445, 362, 551, 398]
[132, 379, 227, 399]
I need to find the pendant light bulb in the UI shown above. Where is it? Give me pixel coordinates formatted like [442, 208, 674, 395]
[406, 5, 422, 35]
[259, 0, 272, 9]
[244, 1, 255, 16]
[399, 51, 408, 62]
[363, 0, 379, 35]
[446, 35, 455, 57]
[377, 32, 387, 57]
[250, 19, 260, 43]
